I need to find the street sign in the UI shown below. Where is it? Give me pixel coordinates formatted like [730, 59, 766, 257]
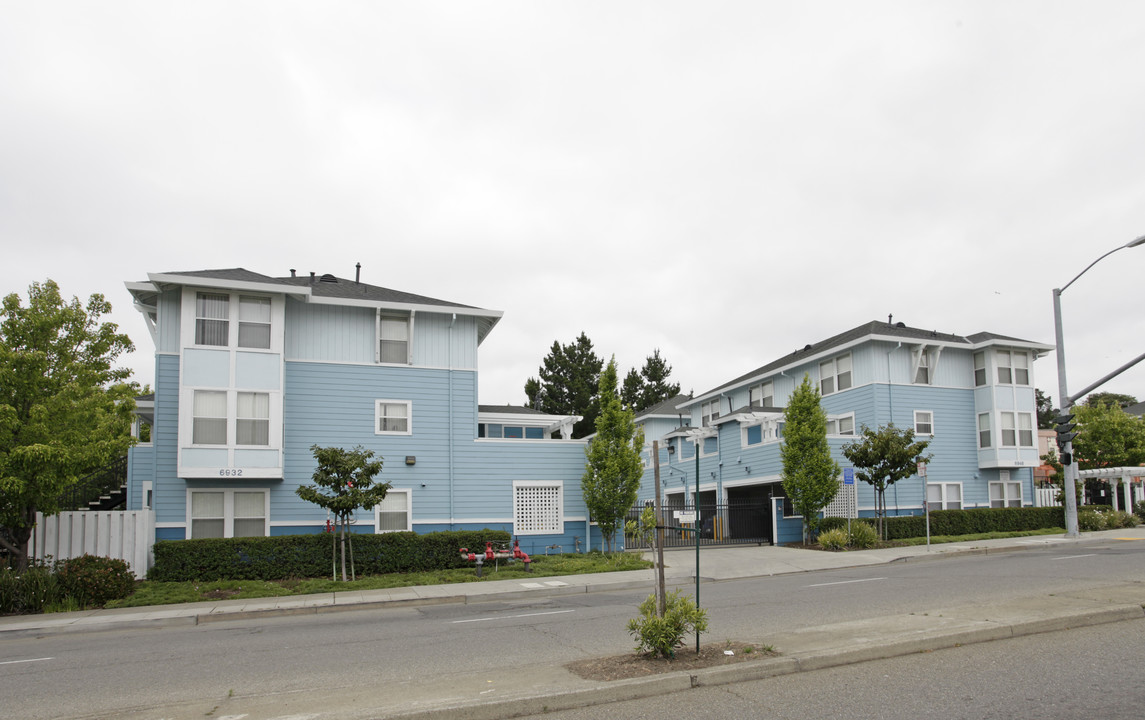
[674, 511, 696, 523]
[843, 467, 854, 485]
[917, 462, 927, 477]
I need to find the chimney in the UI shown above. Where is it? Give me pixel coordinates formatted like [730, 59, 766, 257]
[290, 268, 296, 277]
[355, 262, 361, 284]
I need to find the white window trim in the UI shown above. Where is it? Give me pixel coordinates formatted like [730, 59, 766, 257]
[698, 435, 719, 458]
[973, 351, 987, 387]
[1000, 411, 1017, 447]
[375, 488, 413, 533]
[513, 481, 563, 536]
[978, 412, 991, 449]
[741, 422, 764, 447]
[819, 353, 853, 396]
[926, 482, 962, 511]
[180, 286, 283, 353]
[180, 388, 284, 460]
[375, 399, 413, 436]
[989, 478, 1023, 508]
[826, 413, 856, 437]
[186, 488, 269, 539]
[376, 312, 412, 365]
[749, 381, 774, 408]
[914, 410, 934, 436]
[701, 399, 720, 427]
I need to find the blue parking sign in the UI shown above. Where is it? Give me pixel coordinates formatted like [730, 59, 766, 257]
[843, 468, 854, 485]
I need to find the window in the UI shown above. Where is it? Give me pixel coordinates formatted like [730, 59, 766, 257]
[978, 413, 991, 448]
[192, 390, 227, 445]
[1013, 352, 1030, 385]
[1018, 413, 1034, 447]
[700, 436, 718, 457]
[826, 414, 855, 436]
[820, 354, 852, 395]
[236, 392, 270, 445]
[701, 400, 720, 426]
[996, 350, 1013, 384]
[974, 351, 987, 387]
[525, 427, 545, 439]
[189, 489, 266, 539]
[378, 316, 409, 364]
[376, 400, 411, 434]
[514, 482, 562, 535]
[238, 296, 271, 349]
[990, 477, 1022, 508]
[927, 483, 962, 511]
[195, 292, 229, 346]
[680, 439, 695, 459]
[375, 490, 411, 532]
[745, 424, 763, 446]
[1001, 412, 1017, 447]
[749, 381, 773, 407]
[914, 352, 929, 384]
[915, 411, 933, 435]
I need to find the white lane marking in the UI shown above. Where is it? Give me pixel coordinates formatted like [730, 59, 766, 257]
[1052, 554, 1097, 560]
[0, 657, 53, 665]
[452, 609, 575, 625]
[807, 577, 887, 588]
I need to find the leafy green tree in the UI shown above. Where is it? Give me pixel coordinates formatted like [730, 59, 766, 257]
[780, 374, 840, 543]
[296, 445, 388, 581]
[524, 332, 603, 438]
[582, 357, 645, 553]
[1036, 388, 1056, 429]
[622, 349, 681, 413]
[0, 280, 136, 571]
[841, 424, 933, 540]
[1082, 392, 1138, 410]
[1072, 403, 1145, 470]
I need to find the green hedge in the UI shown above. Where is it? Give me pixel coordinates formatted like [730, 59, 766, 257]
[819, 506, 1066, 540]
[150, 529, 512, 582]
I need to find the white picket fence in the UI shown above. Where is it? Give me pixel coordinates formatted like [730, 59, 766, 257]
[1034, 487, 1058, 508]
[32, 510, 155, 579]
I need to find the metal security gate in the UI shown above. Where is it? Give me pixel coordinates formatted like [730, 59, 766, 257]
[623, 499, 770, 550]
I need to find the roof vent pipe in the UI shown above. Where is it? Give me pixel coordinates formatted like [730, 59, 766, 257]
[310, 271, 316, 284]
[290, 268, 296, 277]
[355, 262, 361, 284]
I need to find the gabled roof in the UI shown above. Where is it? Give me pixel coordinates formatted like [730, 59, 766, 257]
[478, 405, 550, 416]
[687, 320, 1053, 406]
[129, 267, 503, 343]
[634, 393, 693, 422]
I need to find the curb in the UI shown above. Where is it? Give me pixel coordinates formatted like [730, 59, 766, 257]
[383, 603, 1145, 720]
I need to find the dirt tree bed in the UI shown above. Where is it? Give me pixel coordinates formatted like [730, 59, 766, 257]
[565, 642, 776, 681]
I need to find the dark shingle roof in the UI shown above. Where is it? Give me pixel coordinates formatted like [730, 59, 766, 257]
[635, 393, 692, 420]
[478, 405, 550, 415]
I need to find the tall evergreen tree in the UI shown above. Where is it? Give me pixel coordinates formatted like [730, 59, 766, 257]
[637, 349, 680, 412]
[780, 374, 840, 543]
[524, 332, 603, 438]
[620, 368, 644, 410]
[582, 357, 644, 553]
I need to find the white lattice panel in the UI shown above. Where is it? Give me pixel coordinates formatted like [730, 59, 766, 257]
[823, 480, 857, 519]
[514, 483, 562, 534]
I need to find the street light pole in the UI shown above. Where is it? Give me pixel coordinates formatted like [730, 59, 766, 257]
[1052, 233, 1145, 538]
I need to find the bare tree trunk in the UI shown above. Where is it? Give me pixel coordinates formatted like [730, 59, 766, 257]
[339, 516, 348, 582]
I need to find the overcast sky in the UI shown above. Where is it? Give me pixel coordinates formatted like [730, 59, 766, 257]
[2, 2, 1143, 411]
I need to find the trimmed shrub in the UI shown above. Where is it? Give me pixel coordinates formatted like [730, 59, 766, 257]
[820, 507, 1065, 541]
[55, 555, 136, 607]
[817, 528, 848, 551]
[1077, 509, 1106, 531]
[848, 520, 879, 548]
[149, 529, 512, 582]
[627, 590, 708, 658]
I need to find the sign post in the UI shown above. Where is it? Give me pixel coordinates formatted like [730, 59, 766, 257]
[918, 462, 930, 550]
[843, 467, 855, 536]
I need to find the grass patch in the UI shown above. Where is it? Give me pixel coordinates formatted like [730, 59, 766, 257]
[107, 552, 650, 609]
[893, 527, 1067, 546]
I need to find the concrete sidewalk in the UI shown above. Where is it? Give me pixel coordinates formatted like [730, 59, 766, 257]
[3, 527, 1142, 638]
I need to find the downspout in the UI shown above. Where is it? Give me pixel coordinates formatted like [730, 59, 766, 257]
[449, 313, 456, 530]
[887, 342, 902, 516]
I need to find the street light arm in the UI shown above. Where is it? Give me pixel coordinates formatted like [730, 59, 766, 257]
[1060, 234, 1145, 293]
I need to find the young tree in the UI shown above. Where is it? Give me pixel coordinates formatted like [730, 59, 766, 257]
[1036, 388, 1056, 429]
[524, 332, 603, 438]
[1072, 403, 1145, 470]
[780, 374, 840, 543]
[841, 424, 933, 540]
[296, 445, 389, 581]
[582, 357, 645, 553]
[0, 280, 137, 570]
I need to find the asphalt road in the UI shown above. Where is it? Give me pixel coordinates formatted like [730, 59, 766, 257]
[3, 539, 1144, 719]
[522, 615, 1145, 720]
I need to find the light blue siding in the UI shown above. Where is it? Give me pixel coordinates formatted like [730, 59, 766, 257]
[284, 299, 376, 364]
[235, 352, 283, 389]
[413, 313, 479, 369]
[182, 449, 229, 466]
[157, 288, 181, 353]
[152, 354, 183, 525]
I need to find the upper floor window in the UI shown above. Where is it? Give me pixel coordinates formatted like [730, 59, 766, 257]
[1013, 352, 1030, 385]
[819, 354, 852, 395]
[237, 392, 270, 446]
[378, 316, 409, 364]
[195, 293, 229, 346]
[974, 351, 987, 387]
[479, 423, 547, 439]
[701, 399, 720, 426]
[745, 424, 763, 445]
[192, 390, 228, 445]
[749, 381, 774, 407]
[914, 410, 933, 435]
[826, 414, 855, 436]
[238, 296, 271, 349]
[978, 413, 991, 448]
[1000, 412, 1017, 446]
[376, 400, 411, 435]
[1018, 413, 1034, 446]
[995, 350, 1030, 385]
